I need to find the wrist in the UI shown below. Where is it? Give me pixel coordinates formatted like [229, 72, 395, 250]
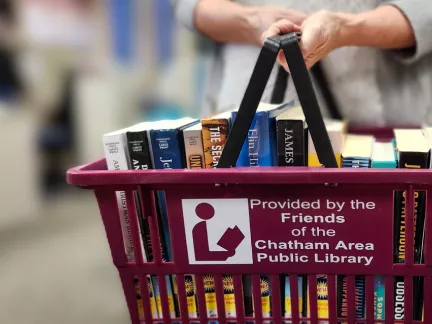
[334, 12, 365, 47]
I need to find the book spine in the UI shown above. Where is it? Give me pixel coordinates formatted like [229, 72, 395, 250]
[260, 275, 271, 319]
[374, 276, 385, 320]
[316, 275, 328, 323]
[103, 133, 135, 262]
[202, 118, 230, 168]
[149, 129, 182, 318]
[185, 275, 198, 319]
[394, 151, 429, 320]
[249, 113, 273, 166]
[203, 274, 218, 319]
[183, 129, 205, 169]
[231, 111, 249, 167]
[276, 120, 305, 166]
[223, 274, 236, 318]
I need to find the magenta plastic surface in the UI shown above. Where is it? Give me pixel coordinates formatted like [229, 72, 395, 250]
[67, 141, 432, 324]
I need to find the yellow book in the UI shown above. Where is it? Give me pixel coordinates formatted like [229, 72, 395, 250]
[185, 275, 198, 318]
[307, 275, 329, 324]
[135, 276, 158, 320]
[223, 275, 236, 318]
[203, 275, 218, 318]
[308, 119, 347, 168]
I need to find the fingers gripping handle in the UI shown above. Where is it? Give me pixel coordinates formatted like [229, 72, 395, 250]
[217, 33, 337, 169]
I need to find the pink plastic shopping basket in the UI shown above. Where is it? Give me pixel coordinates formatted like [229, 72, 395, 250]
[66, 34, 432, 323]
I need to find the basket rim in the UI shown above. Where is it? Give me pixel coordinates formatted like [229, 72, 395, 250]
[66, 158, 432, 187]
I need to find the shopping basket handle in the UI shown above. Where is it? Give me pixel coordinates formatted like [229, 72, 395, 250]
[217, 35, 281, 168]
[217, 33, 338, 168]
[280, 33, 338, 168]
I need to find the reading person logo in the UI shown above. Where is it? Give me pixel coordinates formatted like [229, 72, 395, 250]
[182, 199, 253, 264]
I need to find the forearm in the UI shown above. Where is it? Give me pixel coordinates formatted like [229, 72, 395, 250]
[338, 5, 415, 49]
[194, 0, 257, 44]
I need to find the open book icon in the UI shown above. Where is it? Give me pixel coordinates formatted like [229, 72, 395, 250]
[217, 226, 245, 252]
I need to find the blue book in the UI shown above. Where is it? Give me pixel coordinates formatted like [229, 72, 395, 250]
[371, 141, 397, 168]
[148, 117, 198, 259]
[232, 102, 292, 167]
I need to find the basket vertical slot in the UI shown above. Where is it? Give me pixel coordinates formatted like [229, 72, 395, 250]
[175, 274, 189, 324]
[346, 275, 356, 324]
[157, 274, 173, 324]
[194, 274, 209, 324]
[125, 190, 145, 264]
[94, 189, 128, 265]
[139, 186, 163, 264]
[326, 274, 336, 324]
[138, 275, 156, 324]
[270, 274, 282, 324]
[119, 271, 141, 324]
[423, 276, 432, 322]
[287, 274, 300, 324]
[252, 274, 263, 324]
[403, 276, 413, 323]
[424, 187, 432, 267]
[384, 276, 394, 324]
[405, 186, 414, 266]
[233, 274, 246, 323]
[365, 276, 374, 324]
[307, 274, 318, 324]
[214, 274, 227, 323]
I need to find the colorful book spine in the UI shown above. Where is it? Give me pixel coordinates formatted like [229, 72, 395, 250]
[260, 275, 271, 319]
[223, 274, 236, 318]
[311, 274, 329, 324]
[201, 115, 230, 169]
[135, 276, 158, 321]
[183, 124, 205, 169]
[185, 275, 198, 319]
[203, 274, 218, 319]
[374, 276, 385, 321]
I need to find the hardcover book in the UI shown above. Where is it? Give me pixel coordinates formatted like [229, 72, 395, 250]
[231, 101, 291, 167]
[371, 140, 397, 168]
[276, 105, 308, 167]
[183, 123, 205, 169]
[393, 128, 430, 321]
[201, 111, 232, 169]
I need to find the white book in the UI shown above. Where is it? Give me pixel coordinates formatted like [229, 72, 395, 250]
[103, 125, 144, 262]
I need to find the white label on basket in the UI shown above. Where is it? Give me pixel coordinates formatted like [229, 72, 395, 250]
[182, 198, 253, 264]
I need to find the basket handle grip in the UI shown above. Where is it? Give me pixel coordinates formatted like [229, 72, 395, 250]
[217, 32, 338, 169]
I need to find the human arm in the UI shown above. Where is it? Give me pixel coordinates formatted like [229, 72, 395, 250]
[262, 2, 427, 70]
[173, 0, 307, 46]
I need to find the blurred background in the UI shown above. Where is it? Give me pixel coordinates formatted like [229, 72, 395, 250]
[0, 0, 207, 323]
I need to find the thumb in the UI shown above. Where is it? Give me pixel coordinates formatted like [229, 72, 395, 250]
[261, 19, 301, 45]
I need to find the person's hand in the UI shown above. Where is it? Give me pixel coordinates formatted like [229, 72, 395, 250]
[261, 10, 351, 70]
[247, 5, 308, 45]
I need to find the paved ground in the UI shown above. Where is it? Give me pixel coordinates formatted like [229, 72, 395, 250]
[0, 188, 131, 324]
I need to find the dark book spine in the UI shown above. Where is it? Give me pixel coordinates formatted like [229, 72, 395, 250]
[276, 120, 305, 166]
[337, 275, 348, 319]
[394, 151, 429, 320]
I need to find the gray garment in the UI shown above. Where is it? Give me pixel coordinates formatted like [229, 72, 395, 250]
[173, 0, 432, 126]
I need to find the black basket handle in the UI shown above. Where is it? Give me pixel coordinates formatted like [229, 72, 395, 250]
[217, 32, 338, 169]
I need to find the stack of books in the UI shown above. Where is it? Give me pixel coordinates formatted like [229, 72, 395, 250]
[102, 101, 432, 323]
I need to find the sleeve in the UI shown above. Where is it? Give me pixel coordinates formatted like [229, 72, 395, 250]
[384, 0, 432, 63]
[172, 0, 200, 31]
